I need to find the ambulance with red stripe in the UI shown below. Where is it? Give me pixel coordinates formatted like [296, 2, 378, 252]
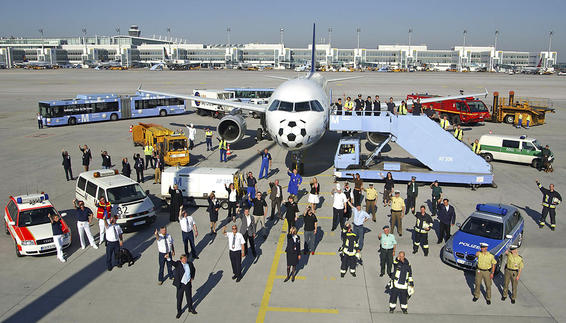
[4, 193, 71, 257]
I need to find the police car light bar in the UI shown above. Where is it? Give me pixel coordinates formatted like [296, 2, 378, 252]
[93, 169, 119, 178]
[16, 193, 49, 204]
[476, 204, 507, 216]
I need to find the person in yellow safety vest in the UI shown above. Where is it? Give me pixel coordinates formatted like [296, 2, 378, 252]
[205, 128, 213, 151]
[397, 101, 408, 115]
[470, 139, 481, 154]
[440, 116, 450, 130]
[454, 125, 463, 141]
[344, 97, 354, 116]
[525, 114, 532, 129]
[218, 137, 227, 162]
[144, 144, 154, 170]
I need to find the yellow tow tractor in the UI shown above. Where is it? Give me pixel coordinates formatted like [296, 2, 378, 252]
[132, 123, 190, 166]
[491, 91, 555, 126]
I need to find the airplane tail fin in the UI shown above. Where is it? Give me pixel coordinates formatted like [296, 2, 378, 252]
[308, 23, 316, 77]
[537, 58, 542, 68]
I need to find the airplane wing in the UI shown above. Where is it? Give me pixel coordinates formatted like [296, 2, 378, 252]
[137, 89, 268, 113]
[264, 75, 291, 81]
[386, 89, 489, 107]
[326, 76, 363, 83]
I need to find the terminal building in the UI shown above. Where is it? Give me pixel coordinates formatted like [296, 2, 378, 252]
[0, 25, 557, 71]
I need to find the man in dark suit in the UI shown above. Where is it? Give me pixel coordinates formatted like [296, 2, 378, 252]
[269, 180, 283, 219]
[169, 184, 183, 222]
[171, 254, 197, 319]
[61, 150, 73, 181]
[437, 199, 456, 243]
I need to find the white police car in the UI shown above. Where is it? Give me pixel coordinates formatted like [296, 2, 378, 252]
[4, 193, 71, 257]
[441, 204, 524, 272]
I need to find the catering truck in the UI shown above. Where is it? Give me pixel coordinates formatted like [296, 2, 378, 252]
[161, 166, 244, 208]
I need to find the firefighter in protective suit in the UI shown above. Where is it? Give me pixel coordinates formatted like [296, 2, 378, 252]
[536, 179, 562, 230]
[340, 224, 360, 277]
[413, 205, 433, 256]
[389, 251, 414, 314]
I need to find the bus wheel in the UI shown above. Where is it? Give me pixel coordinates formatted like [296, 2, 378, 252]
[482, 153, 493, 162]
[110, 113, 118, 121]
[504, 114, 515, 124]
[68, 117, 77, 125]
[159, 109, 167, 117]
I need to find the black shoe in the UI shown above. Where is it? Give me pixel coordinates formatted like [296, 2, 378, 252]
[107, 268, 112, 272]
[232, 275, 237, 280]
[291, 275, 296, 282]
[472, 297, 478, 302]
[340, 273, 345, 278]
[236, 277, 241, 282]
[551, 227, 555, 231]
[511, 299, 515, 304]
[389, 308, 394, 313]
[284, 276, 290, 282]
[412, 250, 418, 254]
[379, 273, 384, 277]
[437, 240, 442, 244]
[193, 255, 199, 259]
[190, 309, 197, 314]
[487, 300, 491, 305]
[501, 297, 506, 301]
[176, 313, 181, 319]
[351, 272, 356, 277]
[402, 309, 408, 314]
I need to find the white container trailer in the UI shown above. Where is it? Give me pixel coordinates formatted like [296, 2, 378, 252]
[161, 166, 240, 208]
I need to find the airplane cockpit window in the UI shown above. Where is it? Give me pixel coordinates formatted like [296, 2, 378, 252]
[278, 101, 294, 112]
[294, 101, 311, 112]
[268, 100, 280, 111]
[310, 100, 325, 112]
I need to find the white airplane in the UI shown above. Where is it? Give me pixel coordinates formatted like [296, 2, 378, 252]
[139, 24, 487, 172]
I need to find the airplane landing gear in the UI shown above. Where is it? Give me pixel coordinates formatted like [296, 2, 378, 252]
[291, 151, 305, 175]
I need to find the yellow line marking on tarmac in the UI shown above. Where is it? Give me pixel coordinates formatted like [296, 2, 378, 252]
[266, 306, 339, 314]
[313, 251, 336, 255]
[316, 216, 332, 219]
[274, 275, 306, 280]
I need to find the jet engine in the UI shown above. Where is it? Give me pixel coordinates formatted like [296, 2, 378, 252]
[366, 132, 389, 146]
[217, 114, 247, 144]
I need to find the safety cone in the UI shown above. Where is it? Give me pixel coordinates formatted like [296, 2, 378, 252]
[226, 144, 231, 157]
[129, 125, 133, 133]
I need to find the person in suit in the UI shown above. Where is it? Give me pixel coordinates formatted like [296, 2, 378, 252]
[437, 199, 456, 243]
[169, 184, 183, 222]
[133, 154, 144, 183]
[269, 180, 283, 219]
[101, 151, 112, 169]
[207, 191, 219, 234]
[61, 150, 73, 181]
[239, 208, 256, 258]
[171, 254, 197, 319]
[121, 158, 131, 178]
[284, 226, 301, 282]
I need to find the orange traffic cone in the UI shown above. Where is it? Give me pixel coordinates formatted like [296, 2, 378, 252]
[226, 144, 231, 156]
[129, 125, 133, 133]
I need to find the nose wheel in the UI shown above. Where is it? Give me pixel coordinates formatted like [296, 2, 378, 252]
[291, 152, 305, 175]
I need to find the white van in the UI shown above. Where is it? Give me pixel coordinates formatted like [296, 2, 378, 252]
[161, 166, 240, 209]
[478, 134, 543, 167]
[76, 169, 156, 230]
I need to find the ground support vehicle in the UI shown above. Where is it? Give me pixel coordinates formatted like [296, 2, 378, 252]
[490, 91, 555, 126]
[132, 123, 190, 166]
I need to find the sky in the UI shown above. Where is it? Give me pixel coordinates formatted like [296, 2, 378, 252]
[1, 0, 564, 57]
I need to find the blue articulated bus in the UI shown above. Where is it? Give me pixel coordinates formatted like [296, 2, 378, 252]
[39, 92, 186, 126]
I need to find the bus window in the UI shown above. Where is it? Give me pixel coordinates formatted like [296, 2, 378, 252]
[39, 103, 51, 117]
[294, 101, 311, 112]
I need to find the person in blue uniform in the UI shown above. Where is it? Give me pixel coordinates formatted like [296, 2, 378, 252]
[258, 148, 272, 179]
[287, 168, 302, 200]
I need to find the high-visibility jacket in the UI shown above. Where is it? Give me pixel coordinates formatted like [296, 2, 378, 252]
[440, 119, 450, 130]
[454, 128, 463, 141]
[538, 183, 562, 208]
[342, 232, 359, 256]
[96, 201, 112, 219]
[344, 101, 354, 111]
[205, 131, 213, 138]
[392, 258, 413, 289]
[472, 142, 481, 154]
[398, 103, 407, 115]
[219, 139, 227, 150]
[144, 145, 153, 156]
[414, 213, 433, 234]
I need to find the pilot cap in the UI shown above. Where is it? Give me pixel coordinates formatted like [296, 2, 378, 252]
[382, 225, 390, 230]
[190, 123, 194, 127]
[336, 184, 341, 190]
[509, 245, 518, 250]
[394, 190, 400, 194]
[480, 242, 489, 248]
[411, 176, 416, 180]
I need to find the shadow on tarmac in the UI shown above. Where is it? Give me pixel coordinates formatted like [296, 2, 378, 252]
[192, 270, 224, 309]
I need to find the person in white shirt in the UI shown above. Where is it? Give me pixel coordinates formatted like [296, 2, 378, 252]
[104, 216, 123, 271]
[179, 206, 198, 259]
[225, 183, 238, 222]
[185, 123, 196, 150]
[155, 226, 175, 285]
[331, 184, 348, 231]
[223, 225, 245, 282]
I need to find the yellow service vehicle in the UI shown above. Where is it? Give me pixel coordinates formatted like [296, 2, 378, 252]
[491, 91, 555, 126]
[132, 123, 190, 166]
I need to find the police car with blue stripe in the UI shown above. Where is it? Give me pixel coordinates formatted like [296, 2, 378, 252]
[441, 204, 524, 272]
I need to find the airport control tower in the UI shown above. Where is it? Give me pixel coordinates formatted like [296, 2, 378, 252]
[128, 25, 141, 37]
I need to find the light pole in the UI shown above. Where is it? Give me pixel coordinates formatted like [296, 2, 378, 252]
[461, 29, 467, 70]
[408, 28, 412, 69]
[547, 31, 553, 69]
[82, 28, 87, 63]
[226, 27, 231, 46]
[328, 27, 333, 47]
[166, 27, 172, 60]
[38, 28, 44, 59]
[492, 30, 499, 71]
[115, 27, 121, 62]
[280, 27, 284, 45]
[356, 27, 361, 49]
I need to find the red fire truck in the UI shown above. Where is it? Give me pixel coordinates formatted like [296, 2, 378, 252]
[406, 93, 491, 125]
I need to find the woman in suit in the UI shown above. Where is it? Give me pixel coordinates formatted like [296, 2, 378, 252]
[284, 226, 301, 282]
[308, 177, 321, 211]
[121, 158, 131, 178]
[207, 192, 219, 235]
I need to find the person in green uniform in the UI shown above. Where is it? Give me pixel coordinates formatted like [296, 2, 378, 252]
[502, 245, 523, 304]
[473, 242, 497, 304]
[430, 180, 442, 216]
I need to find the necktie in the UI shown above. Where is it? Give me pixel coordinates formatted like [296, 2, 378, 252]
[185, 217, 189, 232]
[231, 233, 235, 249]
[164, 235, 169, 253]
[113, 225, 119, 242]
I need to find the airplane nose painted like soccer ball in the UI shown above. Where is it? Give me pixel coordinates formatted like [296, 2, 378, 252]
[277, 119, 308, 149]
